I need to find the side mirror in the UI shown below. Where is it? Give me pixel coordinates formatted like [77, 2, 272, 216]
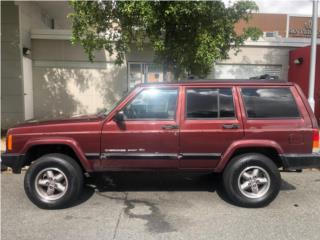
[114, 111, 125, 122]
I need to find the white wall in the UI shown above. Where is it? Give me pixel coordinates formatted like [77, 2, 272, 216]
[18, 1, 53, 49]
[35, 1, 73, 29]
[31, 39, 128, 120]
[30, 39, 159, 120]
[209, 46, 294, 80]
[1, 1, 64, 128]
[18, 2, 58, 122]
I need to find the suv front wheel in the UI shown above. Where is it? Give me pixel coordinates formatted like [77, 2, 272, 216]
[24, 153, 83, 209]
[223, 153, 281, 208]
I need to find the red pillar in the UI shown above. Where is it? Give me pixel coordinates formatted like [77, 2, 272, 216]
[288, 45, 320, 121]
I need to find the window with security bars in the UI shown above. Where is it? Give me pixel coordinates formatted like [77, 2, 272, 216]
[128, 62, 164, 89]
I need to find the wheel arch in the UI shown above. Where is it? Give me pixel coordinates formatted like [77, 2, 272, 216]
[22, 138, 93, 172]
[216, 140, 284, 172]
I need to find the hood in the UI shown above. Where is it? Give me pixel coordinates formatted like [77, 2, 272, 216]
[14, 114, 103, 128]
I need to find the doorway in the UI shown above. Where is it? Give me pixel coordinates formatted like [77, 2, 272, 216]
[22, 56, 34, 120]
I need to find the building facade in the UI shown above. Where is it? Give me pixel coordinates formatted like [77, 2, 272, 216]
[1, 1, 320, 129]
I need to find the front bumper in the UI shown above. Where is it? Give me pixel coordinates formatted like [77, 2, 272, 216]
[1, 153, 25, 173]
[281, 153, 320, 170]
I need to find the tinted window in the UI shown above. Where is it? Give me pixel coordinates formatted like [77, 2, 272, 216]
[241, 88, 300, 118]
[186, 88, 235, 119]
[123, 88, 178, 120]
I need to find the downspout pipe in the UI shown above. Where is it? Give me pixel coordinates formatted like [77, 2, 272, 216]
[308, 0, 319, 112]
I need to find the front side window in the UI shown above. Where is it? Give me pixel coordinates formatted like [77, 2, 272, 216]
[123, 88, 178, 120]
[241, 88, 300, 119]
[186, 88, 235, 119]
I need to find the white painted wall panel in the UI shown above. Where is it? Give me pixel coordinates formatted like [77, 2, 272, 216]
[208, 64, 282, 79]
[216, 46, 292, 80]
[32, 64, 127, 119]
[31, 40, 157, 120]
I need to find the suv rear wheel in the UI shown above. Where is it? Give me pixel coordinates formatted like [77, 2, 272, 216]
[223, 153, 281, 208]
[24, 153, 83, 209]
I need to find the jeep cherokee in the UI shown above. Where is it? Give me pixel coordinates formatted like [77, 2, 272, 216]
[2, 80, 320, 209]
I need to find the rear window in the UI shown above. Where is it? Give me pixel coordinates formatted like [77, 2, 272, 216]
[186, 88, 235, 119]
[241, 88, 300, 119]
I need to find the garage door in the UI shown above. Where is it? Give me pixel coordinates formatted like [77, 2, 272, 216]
[207, 64, 283, 79]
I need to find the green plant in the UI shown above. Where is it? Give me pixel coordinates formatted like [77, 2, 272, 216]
[70, 0, 262, 79]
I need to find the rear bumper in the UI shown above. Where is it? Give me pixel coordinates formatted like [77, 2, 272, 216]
[281, 153, 320, 170]
[1, 153, 25, 173]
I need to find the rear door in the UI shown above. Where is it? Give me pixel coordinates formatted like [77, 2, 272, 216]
[239, 85, 313, 153]
[179, 85, 244, 169]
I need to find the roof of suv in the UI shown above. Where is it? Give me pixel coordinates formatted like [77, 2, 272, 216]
[141, 79, 294, 87]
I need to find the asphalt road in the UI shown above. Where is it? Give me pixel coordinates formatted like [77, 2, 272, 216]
[1, 171, 320, 240]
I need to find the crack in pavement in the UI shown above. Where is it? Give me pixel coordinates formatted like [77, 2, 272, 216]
[112, 192, 127, 240]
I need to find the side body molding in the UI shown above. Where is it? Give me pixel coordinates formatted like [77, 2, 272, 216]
[215, 139, 284, 172]
[20, 137, 94, 172]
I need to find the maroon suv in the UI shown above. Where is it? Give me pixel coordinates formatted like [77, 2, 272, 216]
[2, 80, 320, 209]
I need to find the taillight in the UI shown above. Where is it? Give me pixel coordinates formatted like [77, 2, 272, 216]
[7, 134, 12, 151]
[312, 129, 319, 153]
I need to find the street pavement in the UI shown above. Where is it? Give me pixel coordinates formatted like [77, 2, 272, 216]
[1, 170, 320, 240]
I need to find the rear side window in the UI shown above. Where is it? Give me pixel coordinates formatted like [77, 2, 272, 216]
[186, 88, 235, 119]
[241, 88, 300, 119]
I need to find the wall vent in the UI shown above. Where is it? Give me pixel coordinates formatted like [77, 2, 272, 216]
[264, 31, 279, 38]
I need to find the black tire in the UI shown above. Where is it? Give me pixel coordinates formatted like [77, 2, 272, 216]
[24, 153, 83, 209]
[223, 153, 281, 208]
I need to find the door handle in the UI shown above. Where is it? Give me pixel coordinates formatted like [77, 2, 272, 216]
[161, 125, 179, 130]
[223, 124, 239, 129]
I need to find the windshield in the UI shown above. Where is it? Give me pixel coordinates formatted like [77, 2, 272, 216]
[96, 88, 135, 117]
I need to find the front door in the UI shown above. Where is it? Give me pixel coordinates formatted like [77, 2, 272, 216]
[179, 86, 244, 169]
[101, 87, 180, 169]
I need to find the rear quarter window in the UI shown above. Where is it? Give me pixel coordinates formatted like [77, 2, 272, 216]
[241, 88, 300, 119]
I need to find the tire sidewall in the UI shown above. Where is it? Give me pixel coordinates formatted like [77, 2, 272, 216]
[24, 154, 83, 209]
[223, 154, 281, 208]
